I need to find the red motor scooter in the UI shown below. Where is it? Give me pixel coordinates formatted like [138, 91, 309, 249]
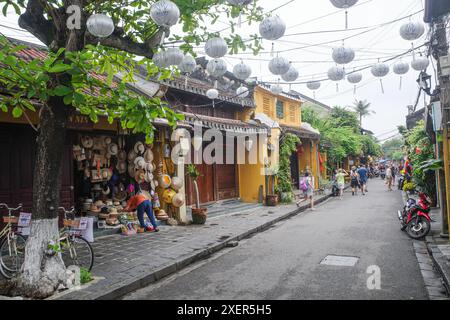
[397, 192, 433, 239]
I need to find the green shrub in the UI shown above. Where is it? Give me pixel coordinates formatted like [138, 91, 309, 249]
[80, 267, 93, 284]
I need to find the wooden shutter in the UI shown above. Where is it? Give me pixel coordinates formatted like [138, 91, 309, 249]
[263, 96, 271, 117]
[289, 105, 297, 123]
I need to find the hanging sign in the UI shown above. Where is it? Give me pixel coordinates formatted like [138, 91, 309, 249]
[67, 114, 94, 130]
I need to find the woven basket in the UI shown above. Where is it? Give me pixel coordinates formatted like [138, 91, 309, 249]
[63, 219, 80, 228]
[2, 216, 18, 224]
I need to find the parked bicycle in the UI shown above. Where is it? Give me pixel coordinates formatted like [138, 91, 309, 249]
[59, 207, 94, 272]
[0, 203, 26, 279]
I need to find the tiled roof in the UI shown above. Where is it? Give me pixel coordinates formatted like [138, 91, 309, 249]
[281, 124, 321, 140]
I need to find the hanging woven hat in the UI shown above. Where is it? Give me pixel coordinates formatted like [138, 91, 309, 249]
[93, 137, 104, 150]
[134, 156, 146, 170]
[134, 141, 145, 155]
[108, 143, 119, 156]
[134, 169, 146, 184]
[81, 136, 94, 149]
[118, 150, 127, 161]
[146, 162, 154, 173]
[145, 171, 154, 183]
[171, 176, 183, 191]
[162, 189, 176, 204]
[159, 174, 172, 189]
[128, 163, 136, 177]
[117, 161, 127, 174]
[172, 192, 185, 208]
[114, 190, 128, 202]
[144, 149, 154, 162]
[104, 136, 112, 146]
[128, 150, 137, 163]
[102, 185, 111, 195]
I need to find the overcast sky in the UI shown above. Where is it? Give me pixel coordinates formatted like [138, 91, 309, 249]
[0, 0, 431, 140]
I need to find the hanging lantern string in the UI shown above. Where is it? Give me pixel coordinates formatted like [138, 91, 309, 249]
[399, 76, 402, 91]
[345, 10, 348, 30]
[379, 79, 384, 94]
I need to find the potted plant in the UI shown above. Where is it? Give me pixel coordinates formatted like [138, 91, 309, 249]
[187, 164, 207, 224]
[265, 166, 279, 206]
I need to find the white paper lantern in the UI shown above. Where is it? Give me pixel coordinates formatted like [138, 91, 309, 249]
[330, 0, 358, 8]
[393, 61, 410, 75]
[153, 51, 167, 68]
[150, 0, 180, 27]
[86, 14, 115, 38]
[393, 61, 409, 90]
[165, 47, 184, 66]
[281, 65, 299, 82]
[179, 53, 197, 73]
[236, 86, 249, 98]
[347, 72, 362, 94]
[270, 83, 283, 95]
[205, 37, 228, 58]
[411, 56, 430, 71]
[328, 66, 346, 81]
[400, 21, 425, 41]
[371, 63, 389, 77]
[347, 72, 362, 84]
[206, 88, 219, 100]
[307, 81, 321, 91]
[233, 62, 252, 80]
[269, 56, 290, 75]
[371, 62, 390, 93]
[332, 46, 355, 65]
[206, 58, 228, 78]
[259, 16, 286, 41]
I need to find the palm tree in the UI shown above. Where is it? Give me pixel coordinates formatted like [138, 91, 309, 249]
[353, 99, 375, 128]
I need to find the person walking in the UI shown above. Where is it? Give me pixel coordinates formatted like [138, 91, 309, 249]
[357, 165, 368, 195]
[350, 166, 360, 196]
[386, 166, 393, 191]
[336, 169, 348, 199]
[302, 171, 315, 210]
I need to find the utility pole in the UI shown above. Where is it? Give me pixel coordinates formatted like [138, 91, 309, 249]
[431, 16, 450, 238]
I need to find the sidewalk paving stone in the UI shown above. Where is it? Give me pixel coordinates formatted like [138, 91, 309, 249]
[53, 193, 331, 300]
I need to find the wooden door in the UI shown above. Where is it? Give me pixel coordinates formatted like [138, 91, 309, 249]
[216, 141, 238, 200]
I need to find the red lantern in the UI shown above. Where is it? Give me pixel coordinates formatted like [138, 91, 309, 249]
[297, 145, 304, 156]
[415, 147, 422, 155]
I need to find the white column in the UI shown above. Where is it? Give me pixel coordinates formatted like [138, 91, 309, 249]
[177, 155, 187, 223]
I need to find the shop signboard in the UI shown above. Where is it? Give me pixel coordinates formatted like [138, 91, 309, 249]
[68, 114, 94, 131]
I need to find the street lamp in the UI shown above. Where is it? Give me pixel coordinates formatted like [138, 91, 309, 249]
[416, 71, 433, 96]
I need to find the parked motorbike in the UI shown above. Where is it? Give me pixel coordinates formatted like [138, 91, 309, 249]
[331, 180, 340, 197]
[380, 171, 386, 179]
[397, 192, 433, 239]
[398, 175, 405, 190]
[374, 169, 380, 178]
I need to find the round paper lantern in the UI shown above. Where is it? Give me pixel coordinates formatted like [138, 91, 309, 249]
[371, 63, 389, 77]
[150, 0, 180, 27]
[179, 53, 197, 73]
[236, 86, 249, 98]
[281, 65, 299, 82]
[411, 56, 430, 71]
[233, 62, 252, 80]
[270, 83, 283, 95]
[205, 37, 228, 58]
[327, 66, 345, 81]
[400, 21, 425, 41]
[393, 61, 410, 75]
[86, 14, 115, 38]
[269, 56, 290, 75]
[330, 0, 358, 8]
[332, 46, 355, 65]
[153, 51, 167, 68]
[371, 62, 389, 93]
[165, 47, 184, 66]
[347, 72, 362, 84]
[206, 88, 219, 100]
[306, 81, 321, 91]
[206, 58, 227, 78]
[259, 16, 286, 41]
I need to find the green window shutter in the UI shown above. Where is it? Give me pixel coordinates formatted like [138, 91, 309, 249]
[276, 101, 284, 119]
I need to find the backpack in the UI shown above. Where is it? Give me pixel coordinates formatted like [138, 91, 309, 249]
[300, 178, 309, 191]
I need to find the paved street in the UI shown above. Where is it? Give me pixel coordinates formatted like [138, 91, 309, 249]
[123, 179, 429, 300]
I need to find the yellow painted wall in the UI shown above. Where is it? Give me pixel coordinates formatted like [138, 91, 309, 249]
[253, 86, 302, 127]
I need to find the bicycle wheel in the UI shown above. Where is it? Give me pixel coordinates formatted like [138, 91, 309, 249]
[0, 234, 26, 279]
[60, 235, 94, 272]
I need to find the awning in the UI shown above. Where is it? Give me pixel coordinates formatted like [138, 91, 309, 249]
[182, 112, 268, 134]
[281, 123, 320, 140]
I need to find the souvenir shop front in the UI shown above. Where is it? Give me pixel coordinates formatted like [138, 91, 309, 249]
[0, 111, 189, 237]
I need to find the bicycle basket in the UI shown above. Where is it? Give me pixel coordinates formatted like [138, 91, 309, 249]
[2, 216, 19, 224]
[63, 219, 80, 228]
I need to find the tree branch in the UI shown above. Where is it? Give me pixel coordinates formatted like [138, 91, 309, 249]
[85, 27, 167, 59]
[18, 0, 55, 46]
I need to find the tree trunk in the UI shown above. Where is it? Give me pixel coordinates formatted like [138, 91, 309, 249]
[193, 180, 200, 209]
[16, 98, 70, 299]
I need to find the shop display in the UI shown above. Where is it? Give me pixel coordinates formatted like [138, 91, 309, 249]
[172, 193, 185, 207]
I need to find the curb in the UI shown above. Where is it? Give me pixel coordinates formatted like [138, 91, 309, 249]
[425, 241, 450, 296]
[67, 192, 334, 300]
